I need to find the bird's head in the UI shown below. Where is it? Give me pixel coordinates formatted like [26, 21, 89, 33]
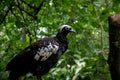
[56, 25, 75, 41]
[58, 25, 75, 36]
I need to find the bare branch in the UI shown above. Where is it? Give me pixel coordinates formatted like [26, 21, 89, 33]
[20, 0, 36, 9]
[34, 0, 44, 15]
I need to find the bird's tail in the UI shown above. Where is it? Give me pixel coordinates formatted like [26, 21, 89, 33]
[36, 75, 42, 80]
[9, 71, 19, 80]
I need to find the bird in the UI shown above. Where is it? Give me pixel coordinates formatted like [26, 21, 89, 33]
[6, 25, 75, 80]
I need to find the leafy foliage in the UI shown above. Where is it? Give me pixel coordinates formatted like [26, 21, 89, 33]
[0, 0, 118, 80]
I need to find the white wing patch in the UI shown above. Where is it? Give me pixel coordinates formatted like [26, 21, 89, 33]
[34, 43, 59, 61]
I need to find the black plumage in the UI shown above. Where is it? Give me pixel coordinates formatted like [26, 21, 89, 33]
[6, 25, 75, 80]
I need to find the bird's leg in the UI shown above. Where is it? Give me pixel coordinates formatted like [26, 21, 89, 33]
[36, 75, 42, 80]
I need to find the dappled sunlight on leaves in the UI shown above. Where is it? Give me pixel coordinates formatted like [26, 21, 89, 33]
[0, 0, 114, 80]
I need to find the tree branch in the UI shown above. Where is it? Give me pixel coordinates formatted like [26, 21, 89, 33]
[34, 0, 44, 15]
[108, 14, 120, 80]
[10, 7, 18, 19]
[17, 0, 26, 21]
[0, 5, 12, 25]
[90, 0, 104, 53]
[15, 4, 35, 18]
[20, 0, 36, 9]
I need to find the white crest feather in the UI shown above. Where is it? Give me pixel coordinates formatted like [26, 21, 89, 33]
[59, 25, 71, 32]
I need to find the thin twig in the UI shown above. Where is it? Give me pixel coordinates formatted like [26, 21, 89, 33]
[17, 0, 26, 21]
[20, 0, 36, 9]
[90, 1, 104, 52]
[11, 7, 18, 19]
[15, 4, 35, 18]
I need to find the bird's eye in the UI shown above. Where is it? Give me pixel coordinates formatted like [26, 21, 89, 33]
[65, 27, 71, 30]
[69, 28, 71, 30]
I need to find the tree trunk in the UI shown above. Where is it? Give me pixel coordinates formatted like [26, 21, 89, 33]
[108, 14, 120, 80]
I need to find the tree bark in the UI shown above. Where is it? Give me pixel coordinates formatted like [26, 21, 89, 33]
[108, 14, 120, 80]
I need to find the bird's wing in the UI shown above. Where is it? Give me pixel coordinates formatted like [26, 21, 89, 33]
[33, 38, 59, 61]
[6, 46, 34, 70]
[6, 38, 59, 71]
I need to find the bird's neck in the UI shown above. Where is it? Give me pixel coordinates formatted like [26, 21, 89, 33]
[56, 32, 68, 42]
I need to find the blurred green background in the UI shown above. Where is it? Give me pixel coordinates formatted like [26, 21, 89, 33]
[0, 0, 119, 80]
